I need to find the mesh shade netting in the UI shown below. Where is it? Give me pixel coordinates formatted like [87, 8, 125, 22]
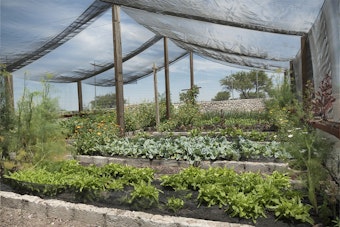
[1, 0, 339, 119]
[307, 0, 340, 121]
[103, 0, 324, 35]
[1, 0, 112, 72]
[2, 0, 326, 84]
[122, 6, 301, 66]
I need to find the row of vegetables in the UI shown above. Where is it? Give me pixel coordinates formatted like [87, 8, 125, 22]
[4, 160, 313, 224]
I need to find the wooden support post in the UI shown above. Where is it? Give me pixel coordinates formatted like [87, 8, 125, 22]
[5, 73, 14, 111]
[77, 81, 83, 112]
[112, 5, 125, 136]
[153, 63, 160, 127]
[164, 37, 171, 119]
[289, 60, 296, 94]
[301, 35, 310, 99]
[190, 52, 194, 89]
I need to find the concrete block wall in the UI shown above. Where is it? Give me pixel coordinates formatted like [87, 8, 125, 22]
[0, 191, 254, 227]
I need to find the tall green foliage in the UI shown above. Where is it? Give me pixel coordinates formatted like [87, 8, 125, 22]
[1, 77, 67, 172]
[265, 75, 337, 223]
[0, 65, 15, 159]
[265, 76, 305, 134]
[175, 85, 201, 127]
[179, 85, 200, 105]
[124, 97, 170, 131]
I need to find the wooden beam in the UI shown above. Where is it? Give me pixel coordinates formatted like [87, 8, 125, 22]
[301, 35, 311, 101]
[153, 63, 160, 127]
[164, 37, 171, 119]
[190, 52, 194, 89]
[289, 60, 296, 94]
[77, 81, 83, 112]
[112, 5, 125, 136]
[5, 73, 14, 111]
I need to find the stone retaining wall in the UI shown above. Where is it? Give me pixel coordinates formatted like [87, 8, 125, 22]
[127, 98, 266, 113]
[1, 191, 252, 227]
[197, 98, 266, 113]
[74, 155, 289, 175]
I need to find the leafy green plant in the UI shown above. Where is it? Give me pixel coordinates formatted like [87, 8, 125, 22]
[284, 127, 333, 214]
[197, 184, 227, 208]
[120, 165, 155, 184]
[5, 160, 155, 203]
[128, 181, 162, 209]
[267, 197, 314, 225]
[4, 168, 65, 196]
[6, 161, 316, 224]
[160, 167, 313, 224]
[160, 174, 189, 191]
[226, 190, 266, 222]
[166, 197, 184, 212]
[332, 217, 340, 227]
[76, 135, 290, 163]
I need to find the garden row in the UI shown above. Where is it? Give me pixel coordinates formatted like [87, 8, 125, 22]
[4, 160, 313, 225]
[74, 135, 290, 163]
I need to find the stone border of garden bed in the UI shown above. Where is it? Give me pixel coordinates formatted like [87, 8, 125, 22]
[72, 155, 289, 175]
[71, 155, 304, 189]
[0, 191, 254, 227]
[0, 157, 303, 226]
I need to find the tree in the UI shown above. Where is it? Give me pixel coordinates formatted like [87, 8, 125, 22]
[0, 65, 15, 159]
[90, 93, 126, 109]
[179, 85, 200, 105]
[220, 70, 272, 99]
[212, 91, 230, 101]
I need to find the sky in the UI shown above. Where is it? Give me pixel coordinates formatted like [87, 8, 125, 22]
[12, 54, 252, 111]
[1, 0, 293, 111]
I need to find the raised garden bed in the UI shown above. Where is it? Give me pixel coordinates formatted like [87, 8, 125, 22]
[2, 160, 314, 226]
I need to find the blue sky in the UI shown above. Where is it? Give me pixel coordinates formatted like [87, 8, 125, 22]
[2, 0, 287, 111]
[13, 54, 252, 111]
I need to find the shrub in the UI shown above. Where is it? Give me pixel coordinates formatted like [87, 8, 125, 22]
[1, 78, 67, 172]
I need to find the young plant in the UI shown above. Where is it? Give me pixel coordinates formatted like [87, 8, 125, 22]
[284, 127, 333, 214]
[267, 197, 314, 225]
[197, 184, 227, 208]
[166, 197, 184, 213]
[128, 181, 162, 209]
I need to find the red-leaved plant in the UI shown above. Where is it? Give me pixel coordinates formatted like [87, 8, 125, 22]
[312, 74, 336, 120]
